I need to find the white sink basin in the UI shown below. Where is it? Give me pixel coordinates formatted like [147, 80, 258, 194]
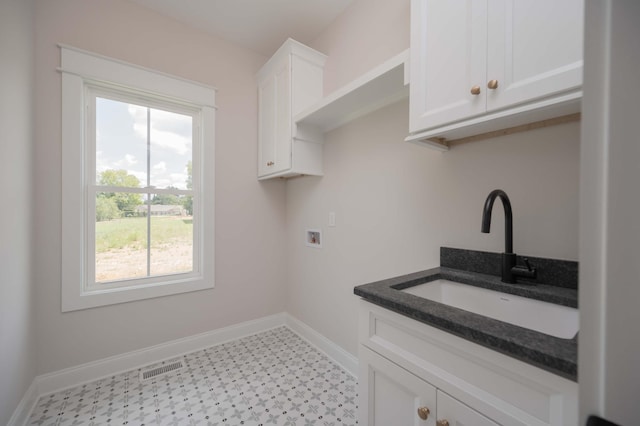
[402, 279, 579, 339]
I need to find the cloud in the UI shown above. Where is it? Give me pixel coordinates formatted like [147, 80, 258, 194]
[169, 172, 188, 189]
[151, 177, 172, 189]
[149, 127, 191, 156]
[113, 154, 140, 170]
[153, 161, 167, 172]
[128, 104, 192, 156]
[170, 172, 187, 181]
[96, 150, 108, 173]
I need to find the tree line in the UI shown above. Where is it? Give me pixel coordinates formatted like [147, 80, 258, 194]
[96, 162, 192, 221]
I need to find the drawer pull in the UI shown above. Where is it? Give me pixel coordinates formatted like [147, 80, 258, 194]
[487, 79, 499, 89]
[437, 420, 450, 426]
[470, 85, 481, 95]
[417, 406, 431, 420]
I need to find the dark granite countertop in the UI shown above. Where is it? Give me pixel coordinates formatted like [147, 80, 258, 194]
[354, 266, 578, 381]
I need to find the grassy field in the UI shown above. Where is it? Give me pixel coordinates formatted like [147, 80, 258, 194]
[95, 216, 193, 282]
[95, 216, 193, 253]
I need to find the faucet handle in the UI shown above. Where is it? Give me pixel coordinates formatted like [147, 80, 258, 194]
[511, 257, 537, 281]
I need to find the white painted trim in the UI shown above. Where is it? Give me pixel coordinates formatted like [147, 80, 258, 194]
[294, 49, 410, 132]
[10, 313, 358, 424]
[58, 44, 217, 107]
[256, 38, 327, 81]
[284, 313, 358, 378]
[36, 312, 286, 396]
[6, 380, 38, 426]
[60, 46, 216, 312]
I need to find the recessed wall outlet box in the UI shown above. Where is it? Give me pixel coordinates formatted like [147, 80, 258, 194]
[306, 229, 322, 248]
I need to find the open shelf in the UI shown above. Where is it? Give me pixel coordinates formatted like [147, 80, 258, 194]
[294, 49, 409, 133]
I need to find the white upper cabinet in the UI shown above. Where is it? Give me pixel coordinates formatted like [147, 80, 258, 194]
[409, 0, 488, 132]
[486, 0, 583, 111]
[257, 39, 326, 179]
[407, 0, 584, 149]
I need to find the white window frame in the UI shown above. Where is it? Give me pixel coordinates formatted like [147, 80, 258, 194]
[60, 45, 216, 312]
[87, 86, 202, 290]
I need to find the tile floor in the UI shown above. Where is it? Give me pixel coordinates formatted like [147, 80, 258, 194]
[28, 327, 358, 425]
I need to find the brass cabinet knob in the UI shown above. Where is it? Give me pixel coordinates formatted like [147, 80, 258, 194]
[417, 406, 430, 420]
[470, 85, 481, 95]
[266, 161, 274, 166]
[487, 79, 499, 89]
[436, 420, 450, 426]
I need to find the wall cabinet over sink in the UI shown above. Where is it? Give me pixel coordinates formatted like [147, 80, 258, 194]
[257, 39, 326, 179]
[406, 0, 584, 149]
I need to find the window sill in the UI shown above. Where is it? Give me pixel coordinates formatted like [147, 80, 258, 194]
[62, 275, 214, 312]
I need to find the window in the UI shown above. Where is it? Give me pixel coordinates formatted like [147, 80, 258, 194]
[60, 46, 216, 311]
[90, 88, 199, 287]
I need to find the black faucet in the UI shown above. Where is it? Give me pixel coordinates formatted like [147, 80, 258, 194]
[481, 189, 536, 284]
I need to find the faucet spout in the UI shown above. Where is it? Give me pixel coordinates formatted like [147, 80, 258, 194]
[481, 189, 513, 254]
[481, 189, 536, 283]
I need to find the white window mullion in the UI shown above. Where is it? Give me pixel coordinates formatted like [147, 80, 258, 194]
[89, 186, 192, 196]
[146, 107, 152, 278]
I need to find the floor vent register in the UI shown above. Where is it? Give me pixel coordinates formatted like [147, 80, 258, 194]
[139, 360, 185, 382]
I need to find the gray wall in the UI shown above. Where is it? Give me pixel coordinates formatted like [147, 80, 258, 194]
[33, 0, 288, 374]
[285, 0, 580, 357]
[0, 0, 37, 423]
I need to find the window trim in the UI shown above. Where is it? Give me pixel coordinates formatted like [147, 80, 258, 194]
[60, 45, 216, 312]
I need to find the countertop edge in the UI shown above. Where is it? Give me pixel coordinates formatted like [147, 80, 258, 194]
[353, 267, 578, 381]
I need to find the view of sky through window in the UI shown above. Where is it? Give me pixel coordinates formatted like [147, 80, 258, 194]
[96, 97, 193, 190]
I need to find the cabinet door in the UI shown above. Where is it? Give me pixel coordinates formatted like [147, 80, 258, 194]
[486, 0, 583, 111]
[273, 59, 292, 173]
[409, 0, 488, 133]
[360, 346, 437, 426]
[258, 58, 292, 177]
[436, 390, 498, 426]
[258, 75, 276, 177]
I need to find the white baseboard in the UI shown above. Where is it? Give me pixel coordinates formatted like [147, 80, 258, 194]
[10, 311, 358, 425]
[6, 380, 38, 426]
[284, 313, 358, 378]
[36, 312, 287, 396]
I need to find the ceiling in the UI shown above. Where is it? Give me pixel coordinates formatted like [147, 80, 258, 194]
[128, 0, 353, 56]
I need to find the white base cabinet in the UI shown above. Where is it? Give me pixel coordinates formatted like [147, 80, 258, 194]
[358, 301, 578, 426]
[360, 345, 437, 426]
[361, 345, 497, 426]
[437, 389, 498, 426]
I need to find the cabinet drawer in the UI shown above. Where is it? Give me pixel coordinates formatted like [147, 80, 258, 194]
[359, 301, 577, 426]
[437, 390, 498, 426]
